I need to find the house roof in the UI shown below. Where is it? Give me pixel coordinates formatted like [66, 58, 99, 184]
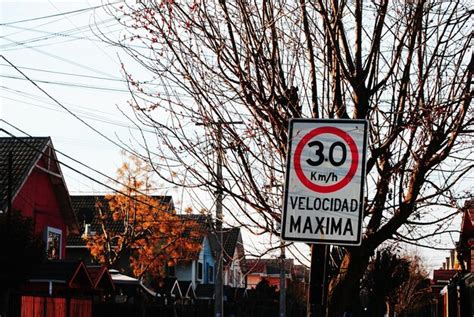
[460, 199, 474, 242]
[432, 269, 458, 284]
[178, 281, 195, 298]
[195, 283, 215, 299]
[29, 260, 93, 289]
[246, 258, 293, 275]
[156, 277, 182, 298]
[0, 137, 78, 232]
[109, 269, 139, 285]
[87, 265, 115, 292]
[209, 227, 243, 266]
[67, 195, 174, 247]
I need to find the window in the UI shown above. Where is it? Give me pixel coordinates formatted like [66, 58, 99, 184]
[208, 265, 214, 283]
[235, 271, 241, 286]
[45, 227, 62, 260]
[197, 262, 203, 280]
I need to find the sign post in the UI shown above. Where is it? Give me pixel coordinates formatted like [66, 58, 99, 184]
[281, 119, 368, 315]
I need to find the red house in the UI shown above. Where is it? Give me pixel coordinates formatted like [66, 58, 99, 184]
[458, 199, 474, 272]
[0, 137, 79, 259]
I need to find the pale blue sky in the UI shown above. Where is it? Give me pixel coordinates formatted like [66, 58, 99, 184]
[1, 1, 153, 193]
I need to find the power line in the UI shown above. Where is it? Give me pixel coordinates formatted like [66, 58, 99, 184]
[0, 127, 172, 210]
[0, 95, 156, 133]
[47, 0, 120, 67]
[1, 37, 120, 79]
[0, 85, 121, 117]
[0, 63, 193, 94]
[0, 21, 121, 51]
[0, 1, 122, 26]
[0, 55, 146, 161]
[0, 73, 130, 93]
[0, 63, 125, 83]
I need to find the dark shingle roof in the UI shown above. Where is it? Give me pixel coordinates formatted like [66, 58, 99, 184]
[29, 260, 93, 289]
[177, 280, 195, 298]
[86, 265, 115, 291]
[0, 137, 78, 232]
[209, 227, 242, 265]
[66, 195, 206, 249]
[195, 283, 215, 299]
[0, 137, 49, 211]
[155, 277, 181, 298]
[246, 258, 293, 275]
[67, 196, 118, 246]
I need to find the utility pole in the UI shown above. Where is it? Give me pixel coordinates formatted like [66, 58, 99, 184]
[197, 120, 243, 317]
[215, 123, 224, 317]
[279, 238, 286, 317]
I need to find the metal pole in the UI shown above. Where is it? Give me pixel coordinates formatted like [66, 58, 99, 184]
[215, 124, 224, 317]
[307, 244, 328, 317]
[279, 239, 286, 317]
[196, 120, 243, 317]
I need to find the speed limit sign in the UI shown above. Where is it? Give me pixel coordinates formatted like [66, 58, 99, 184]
[281, 119, 368, 245]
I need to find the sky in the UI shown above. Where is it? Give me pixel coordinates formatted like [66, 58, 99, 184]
[0, 0, 277, 260]
[0, 0, 469, 272]
[1, 1, 149, 193]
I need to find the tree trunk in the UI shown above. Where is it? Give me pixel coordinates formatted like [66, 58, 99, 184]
[327, 248, 370, 316]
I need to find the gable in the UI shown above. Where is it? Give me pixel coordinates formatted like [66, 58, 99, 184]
[460, 199, 474, 240]
[0, 137, 49, 212]
[209, 227, 243, 266]
[0, 137, 78, 233]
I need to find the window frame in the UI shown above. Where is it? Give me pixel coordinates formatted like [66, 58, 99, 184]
[45, 226, 62, 260]
[197, 262, 203, 281]
[208, 265, 214, 283]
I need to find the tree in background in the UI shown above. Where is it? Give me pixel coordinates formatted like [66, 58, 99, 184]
[101, 0, 472, 313]
[85, 156, 202, 280]
[361, 248, 410, 316]
[394, 255, 432, 317]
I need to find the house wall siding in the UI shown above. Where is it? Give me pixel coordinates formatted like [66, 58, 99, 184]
[246, 275, 262, 289]
[175, 236, 215, 288]
[176, 262, 193, 281]
[199, 236, 215, 284]
[13, 163, 68, 258]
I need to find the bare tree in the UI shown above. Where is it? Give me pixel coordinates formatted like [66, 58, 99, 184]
[394, 255, 432, 317]
[99, 0, 473, 313]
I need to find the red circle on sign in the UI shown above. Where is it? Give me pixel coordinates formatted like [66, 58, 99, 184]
[294, 126, 359, 193]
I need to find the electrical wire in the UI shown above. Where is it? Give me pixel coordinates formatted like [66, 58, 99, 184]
[0, 127, 173, 211]
[1, 37, 120, 79]
[0, 95, 155, 133]
[0, 85, 121, 117]
[0, 1, 122, 26]
[0, 63, 126, 83]
[0, 73, 130, 93]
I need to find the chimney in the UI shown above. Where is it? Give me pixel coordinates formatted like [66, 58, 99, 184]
[450, 249, 456, 269]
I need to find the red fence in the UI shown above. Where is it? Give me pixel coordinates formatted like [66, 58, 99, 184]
[20, 296, 91, 317]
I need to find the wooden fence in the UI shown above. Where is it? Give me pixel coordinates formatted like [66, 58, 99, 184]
[18, 296, 91, 317]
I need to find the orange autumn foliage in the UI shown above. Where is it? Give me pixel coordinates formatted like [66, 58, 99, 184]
[85, 156, 203, 280]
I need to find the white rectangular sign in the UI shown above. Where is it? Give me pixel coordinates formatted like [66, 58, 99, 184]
[281, 119, 368, 245]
